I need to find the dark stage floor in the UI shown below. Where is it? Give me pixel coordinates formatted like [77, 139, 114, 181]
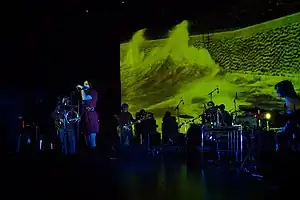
[4, 149, 285, 200]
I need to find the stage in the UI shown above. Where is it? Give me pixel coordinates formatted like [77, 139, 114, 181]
[4, 146, 287, 200]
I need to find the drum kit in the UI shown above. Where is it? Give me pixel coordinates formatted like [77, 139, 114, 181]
[174, 88, 278, 160]
[177, 104, 274, 134]
[174, 100, 279, 168]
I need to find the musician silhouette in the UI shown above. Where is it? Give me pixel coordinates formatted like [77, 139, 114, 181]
[275, 80, 300, 151]
[117, 103, 134, 146]
[52, 97, 75, 155]
[162, 111, 178, 144]
[138, 109, 157, 145]
[218, 104, 233, 126]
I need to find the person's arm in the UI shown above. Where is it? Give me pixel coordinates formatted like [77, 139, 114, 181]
[77, 85, 93, 100]
[114, 114, 120, 124]
[51, 106, 59, 119]
[278, 120, 291, 133]
[81, 90, 92, 100]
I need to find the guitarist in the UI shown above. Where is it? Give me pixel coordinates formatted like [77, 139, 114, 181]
[136, 109, 157, 145]
[275, 80, 300, 151]
[115, 103, 136, 146]
[52, 97, 75, 155]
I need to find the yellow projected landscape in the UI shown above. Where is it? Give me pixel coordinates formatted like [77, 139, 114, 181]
[120, 13, 300, 132]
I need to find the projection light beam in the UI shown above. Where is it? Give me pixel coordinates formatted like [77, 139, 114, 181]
[120, 13, 300, 132]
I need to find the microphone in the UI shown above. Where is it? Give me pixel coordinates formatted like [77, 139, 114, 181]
[217, 88, 219, 94]
[76, 85, 88, 90]
[181, 97, 184, 105]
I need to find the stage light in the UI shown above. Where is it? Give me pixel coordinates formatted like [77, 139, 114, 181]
[265, 113, 271, 120]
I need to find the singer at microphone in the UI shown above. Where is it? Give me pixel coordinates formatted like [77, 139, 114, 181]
[78, 80, 99, 150]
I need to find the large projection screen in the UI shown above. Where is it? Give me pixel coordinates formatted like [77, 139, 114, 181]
[120, 13, 300, 133]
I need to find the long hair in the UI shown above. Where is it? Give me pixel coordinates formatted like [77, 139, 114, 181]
[275, 80, 297, 98]
[86, 80, 94, 89]
[84, 80, 94, 96]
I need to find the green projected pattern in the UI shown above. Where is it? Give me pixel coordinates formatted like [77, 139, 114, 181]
[120, 13, 300, 133]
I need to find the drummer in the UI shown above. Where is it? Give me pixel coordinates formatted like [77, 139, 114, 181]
[205, 101, 218, 123]
[207, 101, 216, 110]
[218, 104, 233, 126]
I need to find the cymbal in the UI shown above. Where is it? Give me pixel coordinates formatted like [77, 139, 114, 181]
[254, 105, 280, 111]
[229, 110, 243, 115]
[178, 114, 194, 119]
[238, 105, 262, 112]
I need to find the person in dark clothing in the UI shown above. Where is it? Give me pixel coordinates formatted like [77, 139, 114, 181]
[135, 110, 144, 144]
[115, 103, 135, 146]
[275, 80, 300, 150]
[218, 104, 233, 126]
[52, 97, 76, 155]
[262, 80, 300, 189]
[162, 111, 178, 144]
[135, 109, 157, 144]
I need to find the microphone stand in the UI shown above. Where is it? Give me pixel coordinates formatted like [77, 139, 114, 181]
[208, 88, 218, 102]
[233, 95, 238, 121]
[71, 89, 82, 154]
[175, 99, 184, 129]
[77, 98, 80, 152]
[70, 90, 80, 154]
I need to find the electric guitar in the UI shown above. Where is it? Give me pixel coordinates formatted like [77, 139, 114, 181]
[117, 115, 152, 136]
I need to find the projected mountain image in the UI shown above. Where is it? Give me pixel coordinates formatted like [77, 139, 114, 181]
[120, 13, 300, 132]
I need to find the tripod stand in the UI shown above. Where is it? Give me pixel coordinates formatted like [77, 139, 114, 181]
[175, 98, 184, 129]
[237, 128, 263, 179]
[208, 87, 219, 102]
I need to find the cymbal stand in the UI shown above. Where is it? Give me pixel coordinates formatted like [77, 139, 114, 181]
[208, 88, 219, 102]
[233, 93, 238, 122]
[175, 99, 184, 128]
[237, 133, 262, 179]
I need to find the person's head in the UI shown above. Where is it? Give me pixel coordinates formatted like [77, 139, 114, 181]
[164, 111, 171, 117]
[275, 80, 296, 98]
[121, 103, 129, 112]
[140, 109, 146, 114]
[83, 80, 93, 89]
[62, 97, 70, 105]
[207, 101, 215, 107]
[219, 104, 225, 111]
